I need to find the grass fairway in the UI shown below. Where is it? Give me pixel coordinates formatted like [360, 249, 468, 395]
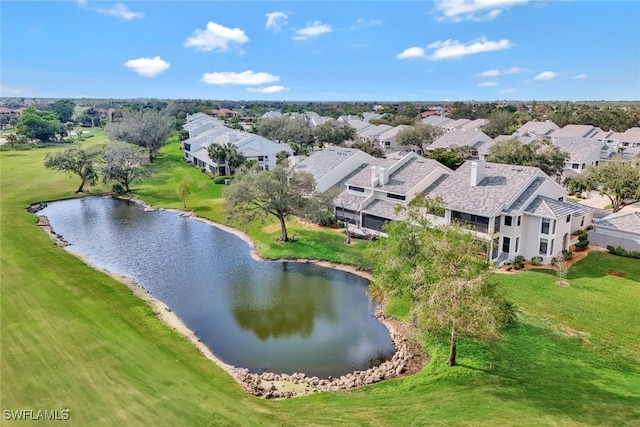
[1, 139, 639, 426]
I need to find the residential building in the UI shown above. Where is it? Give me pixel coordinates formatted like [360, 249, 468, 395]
[294, 147, 376, 193]
[516, 121, 560, 138]
[589, 211, 640, 252]
[427, 129, 494, 158]
[552, 137, 615, 177]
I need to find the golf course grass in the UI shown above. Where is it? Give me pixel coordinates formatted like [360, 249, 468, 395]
[1, 134, 639, 426]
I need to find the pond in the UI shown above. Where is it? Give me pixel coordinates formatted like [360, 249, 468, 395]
[38, 197, 395, 378]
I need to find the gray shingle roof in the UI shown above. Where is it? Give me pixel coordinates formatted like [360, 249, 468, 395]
[429, 129, 492, 151]
[427, 161, 544, 216]
[363, 199, 407, 220]
[525, 195, 581, 218]
[504, 176, 546, 215]
[421, 116, 453, 127]
[517, 121, 559, 136]
[622, 127, 640, 144]
[295, 148, 373, 181]
[552, 124, 598, 139]
[594, 211, 640, 234]
[552, 137, 604, 163]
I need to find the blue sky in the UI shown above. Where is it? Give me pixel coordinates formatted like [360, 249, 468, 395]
[2, 1, 639, 101]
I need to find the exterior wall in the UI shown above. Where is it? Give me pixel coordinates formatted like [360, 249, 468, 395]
[589, 229, 640, 252]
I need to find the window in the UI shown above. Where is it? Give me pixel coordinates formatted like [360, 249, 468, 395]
[494, 216, 501, 234]
[451, 211, 490, 233]
[504, 216, 513, 227]
[550, 239, 555, 255]
[517, 216, 522, 226]
[580, 217, 584, 227]
[572, 163, 579, 170]
[539, 238, 548, 255]
[552, 219, 556, 234]
[387, 193, 406, 201]
[502, 236, 511, 253]
[515, 236, 520, 253]
[258, 156, 264, 162]
[558, 196, 564, 202]
[184, 143, 191, 151]
[581, 163, 586, 169]
[566, 214, 571, 223]
[348, 186, 365, 193]
[541, 218, 550, 234]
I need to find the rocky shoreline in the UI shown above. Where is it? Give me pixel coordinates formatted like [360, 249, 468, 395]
[29, 198, 427, 399]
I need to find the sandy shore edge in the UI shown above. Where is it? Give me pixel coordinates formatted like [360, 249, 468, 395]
[32, 196, 423, 398]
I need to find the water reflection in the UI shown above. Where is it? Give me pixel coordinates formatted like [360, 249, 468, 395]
[230, 262, 337, 340]
[38, 197, 395, 377]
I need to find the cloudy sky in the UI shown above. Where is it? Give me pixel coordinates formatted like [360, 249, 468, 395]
[2, 1, 639, 101]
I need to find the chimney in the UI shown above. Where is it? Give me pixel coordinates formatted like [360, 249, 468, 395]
[379, 167, 389, 185]
[470, 160, 486, 187]
[371, 166, 379, 187]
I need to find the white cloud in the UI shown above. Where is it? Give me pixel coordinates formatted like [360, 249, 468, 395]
[184, 22, 249, 52]
[0, 85, 31, 96]
[426, 37, 513, 60]
[476, 69, 501, 77]
[397, 47, 426, 60]
[534, 71, 558, 80]
[505, 66, 523, 74]
[435, 0, 529, 22]
[500, 88, 517, 94]
[350, 18, 382, 30]
[124, 56, 170, 77]
[292, 21, 332, 40]
[78, 1, 144, 20]
[478, 81, 499, 87]
[200, 71, 280, 86]
[573, 73, 588, 79]
[247, 85, 288, 94]
[265, 11, 288, 32]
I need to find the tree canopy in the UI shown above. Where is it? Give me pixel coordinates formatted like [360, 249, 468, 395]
[482, 110, 517, 138]
[313, 120, 356, 146]
[207, 142, 244, 175]
[425, 148, 466, 170]
[16, 106, 61, 142]
[224, 166, 316, 242]
[257, 116, 314, 146]
[44, 146, 101, 192]
[106, 109, 174, 162]
[487, 139, 568, 181]
[369, 196, 513, 366]
[101, 142, 151, 193]
[396, 124, 443, 151]
[567, 161, 640, 213]
[49, 99, 76, 123]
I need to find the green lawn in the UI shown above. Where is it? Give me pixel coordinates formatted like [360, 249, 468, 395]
[1, 139, 639, 426]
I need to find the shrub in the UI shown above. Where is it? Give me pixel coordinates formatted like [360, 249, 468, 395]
[531, 256, 543, 266]
[306, 211, 337, 227]
[505, 265, 513, 271]
[578, 233, 588, 242]
[212, 175, 233, 184]
[606, 245, 640, 259]
[562, 250, 573, 261]
[572, 229, 583, 236]
[111, 183, 125, 195]
[513, 255, 525, 270]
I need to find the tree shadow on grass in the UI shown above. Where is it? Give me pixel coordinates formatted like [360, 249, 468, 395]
[487, 323, 640, 425]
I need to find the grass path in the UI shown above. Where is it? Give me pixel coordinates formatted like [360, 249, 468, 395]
[1, 135, 639, 426]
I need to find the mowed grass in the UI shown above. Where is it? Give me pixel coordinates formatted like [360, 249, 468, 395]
[1, 137, 639, 426]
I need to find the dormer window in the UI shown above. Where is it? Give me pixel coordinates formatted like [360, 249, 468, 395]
[387, 193, 406, 201]
[348, 186, 365, 193]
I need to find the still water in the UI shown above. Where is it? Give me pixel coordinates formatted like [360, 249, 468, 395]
[39, 197, 395, 378]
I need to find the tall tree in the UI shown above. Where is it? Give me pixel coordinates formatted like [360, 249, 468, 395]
[313, 120, 356, 146]
[425, 147, 466, 170]
[224, 166, 316, 242]
[567, 161, 640, 213]
[101, 142, 150, 193]
[44, 146, 101, 192]
[207, 143, 228, 175]
[483, 110, 517, 138]
[276, 150, 291, 167]
[49, 99, 76, 123]
[106, 109, 174, 163]
[15, 106, 60, 142]
[396, 123, 443, 151]
[369, 196, 513, 367]
[487, 139, 568, 181]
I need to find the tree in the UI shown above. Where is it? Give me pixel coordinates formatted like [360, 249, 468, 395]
[425, 147, 466, 170]
[101, 142, 151, 193]
[105, 109, 174, 163]
[350, 138, 385, 158]
[313, 120, 356, 146]
[276, 150, 291, 167]
[369, 196, 513, 367]
[257, 116, 313, 146]
[487, 139, 568, 181]
[176, 179, 192, 209]
[240, 159, 261, 174]
[224, 166, 316, 242]
[396, 124, 443, 151]
[567, 161, 640, 213]
[207, 142, 244, 175]
[50, 99, 76, 123]
[44, 147, 101, 192]
[15, 106, 60, 142]
[207, 143, 228, 175]
[224, 142, 245, 173]
[483, 110, 517, 138]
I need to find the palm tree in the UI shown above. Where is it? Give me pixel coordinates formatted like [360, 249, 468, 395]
[207, 143, 228, 175]
[240, 158, 260, 174]
[223, 142, 244, 174]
